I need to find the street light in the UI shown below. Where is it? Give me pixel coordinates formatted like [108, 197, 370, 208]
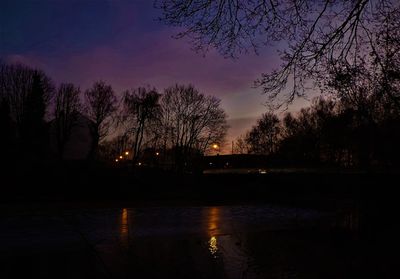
[119, 155, 123, 159]
[125, 151, 129, 156]
[212, 144, 220, 155]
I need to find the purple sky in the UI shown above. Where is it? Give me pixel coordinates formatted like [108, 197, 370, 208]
[1, 0, 310, 149]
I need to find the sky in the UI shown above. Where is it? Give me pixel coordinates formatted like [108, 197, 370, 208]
[1, 0, 310, 151]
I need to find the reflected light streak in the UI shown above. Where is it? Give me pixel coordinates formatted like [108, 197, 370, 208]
[208, 207, 220, 234]
[207, 207, 220, 258]
[120, 208, 129, 246]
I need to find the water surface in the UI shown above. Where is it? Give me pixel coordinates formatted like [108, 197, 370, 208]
[0, 205, 380, 278]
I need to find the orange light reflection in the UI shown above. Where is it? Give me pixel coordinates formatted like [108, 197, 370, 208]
[120, 208, 129, 246]
[207, 207, 220, 257]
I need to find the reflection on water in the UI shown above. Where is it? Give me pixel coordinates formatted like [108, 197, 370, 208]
[207, 207, 220, 234]
[208, 236, 218, 257]
[207, 207, 220, 258]
[120, 208, 129, 246]
[1, 205, 380, 279]
[205, 207, 258, 278]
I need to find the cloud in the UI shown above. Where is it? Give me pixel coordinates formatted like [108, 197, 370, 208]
[14, 28, 276, 94]
[4, 29, 278, 143]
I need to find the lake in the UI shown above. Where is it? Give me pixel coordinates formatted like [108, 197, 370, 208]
[0, 204, 392, 278]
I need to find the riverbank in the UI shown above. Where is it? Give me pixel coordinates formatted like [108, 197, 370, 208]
[2, 165, 398, 208]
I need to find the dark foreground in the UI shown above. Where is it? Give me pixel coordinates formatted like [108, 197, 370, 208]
[1, 165, 399, 278]
[0, 203, 397, 279]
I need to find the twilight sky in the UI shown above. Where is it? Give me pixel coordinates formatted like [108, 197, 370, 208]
[1, 0, 310, 149]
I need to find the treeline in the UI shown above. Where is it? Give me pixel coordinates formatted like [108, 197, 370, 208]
[235, 96, 400, 169]
[234, 18, 400, 170]
[0, 62, 228, 171]
[103, 84, 228, 171]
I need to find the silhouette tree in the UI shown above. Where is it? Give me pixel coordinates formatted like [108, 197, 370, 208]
[21, 72, 46, 158]
[279, 112, 303, 162]
[160, 84, 228, 170]
[233, 135, 249, 154]
[120, 87, 161, 164]
[0, 63, 54, 159]
[0, 98, 15, 161]
[84, 81, 117, 160]
[278, 98, 338, 164]
[245, 112, 280, 155]
[53, 83, 81, 159]
[157, 0, 400, 107]
[322, 12, 400, 167]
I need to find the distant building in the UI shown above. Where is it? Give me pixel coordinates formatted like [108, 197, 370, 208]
[48, 113, 93, 160]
